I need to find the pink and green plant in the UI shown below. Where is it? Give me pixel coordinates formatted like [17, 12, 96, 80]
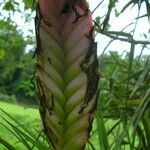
[35, 0, 99, 149]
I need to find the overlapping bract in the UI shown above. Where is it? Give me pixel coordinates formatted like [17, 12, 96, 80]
[36, 0, 99, 149]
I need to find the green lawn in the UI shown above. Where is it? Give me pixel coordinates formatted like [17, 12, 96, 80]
[0, 101, 42, 150]
[0, 101, 134, 150]
[0, 101, 101, 150]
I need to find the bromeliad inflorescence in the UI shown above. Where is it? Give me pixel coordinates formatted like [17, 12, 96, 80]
[34, 0, 99, 149]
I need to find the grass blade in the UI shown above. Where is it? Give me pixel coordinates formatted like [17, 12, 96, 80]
[96, 96, 109, 150]
[0, 138, 16, 150]
[0, 109, 48, 149]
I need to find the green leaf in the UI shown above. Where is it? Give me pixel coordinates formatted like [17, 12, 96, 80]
[0, 49, 5, 59]
[120, 1, 133, 14]
[0, 109, 48, 150]
[0, 138, 16, 150]
[143, 111, 150, 149]
[96, 94, 110, 150]
[128, 43, 135, 75]
[3, 1, 14, 11]
[112, 88, 150, 150]
[114, 9, 119, 17]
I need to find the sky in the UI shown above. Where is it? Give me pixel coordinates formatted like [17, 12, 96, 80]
[1, 0, 150, 57]
[88, 0, 150, 56]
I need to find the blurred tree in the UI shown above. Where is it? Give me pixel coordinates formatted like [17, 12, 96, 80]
[0, 20, 25, 94]
[0, 20, 36, 104]
[16, 51, 36, 105]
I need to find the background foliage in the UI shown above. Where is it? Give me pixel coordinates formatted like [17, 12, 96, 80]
[0, 0, 36, 105]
